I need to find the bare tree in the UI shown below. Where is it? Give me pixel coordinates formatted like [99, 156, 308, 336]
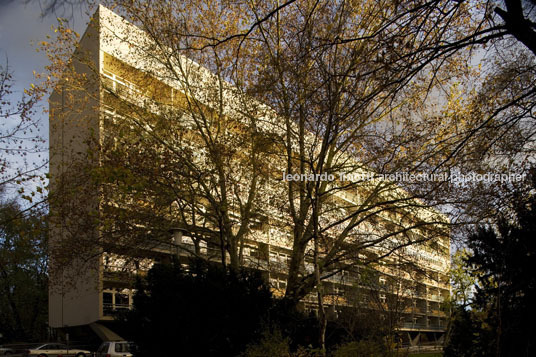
[43, 1, 536, 349]
[0, 59, 46, 211]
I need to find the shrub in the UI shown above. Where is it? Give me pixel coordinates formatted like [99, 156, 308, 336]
[121, 259, 274, 357]
[332, 340, 385, 357]
[241, 330, 291, 357]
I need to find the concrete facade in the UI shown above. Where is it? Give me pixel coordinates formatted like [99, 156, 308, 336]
[48, 6, 451, 343]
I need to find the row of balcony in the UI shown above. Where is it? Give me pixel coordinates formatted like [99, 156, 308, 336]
[403, 307, 446, 317]
[103, 302, 131, 315]
[399, 322, 445, 331]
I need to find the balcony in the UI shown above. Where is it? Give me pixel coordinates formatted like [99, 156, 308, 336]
[103, 290, 133, 317]
[103, 302, 132, 316]
[101, 69, 171, 115]
[102, 69, 146, 109]
[399, 322, 445, 331]
[428, 294, 440, 302]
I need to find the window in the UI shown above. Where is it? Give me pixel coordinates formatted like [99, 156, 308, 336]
[115, 343, 131, 353]
[103, 292, 113, 315]
[270, 277, 287, 290]
[103, 292, 113, 305]
[269, 250, 289, 264]
[379, 293, 387, 304]
[98, 343, 109, 353]
[379, 277, 386, 285]
[115, 292, 129, 308]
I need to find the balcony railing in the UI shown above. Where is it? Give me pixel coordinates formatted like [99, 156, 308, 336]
[102, 69, 142, 97]
[103, 303, 132, 315]
[400, 322, 445, 331]
[102, 69, 173, 115]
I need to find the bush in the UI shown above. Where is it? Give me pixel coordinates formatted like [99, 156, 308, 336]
[241, 329, 326, 357]
[120, 259, 274, 357]
[332, 339, 400, 357]
[241, 330, 291, 357]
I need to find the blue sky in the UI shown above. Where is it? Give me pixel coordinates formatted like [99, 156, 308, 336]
[0, 0, 90, 200]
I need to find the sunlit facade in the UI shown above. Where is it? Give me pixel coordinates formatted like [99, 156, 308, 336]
[49, 5, 450, 346]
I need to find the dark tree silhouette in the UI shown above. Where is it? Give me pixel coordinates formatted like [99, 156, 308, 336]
[120, 260, 278, 357]
[446, 174, 536, 356]
[0, 200, 48, 342]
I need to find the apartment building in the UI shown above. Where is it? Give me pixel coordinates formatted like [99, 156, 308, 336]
[49, 5, 450, 346]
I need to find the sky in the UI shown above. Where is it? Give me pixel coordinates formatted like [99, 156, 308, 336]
[0, 1, 52, 87]
[0, 0, 91, 90]
[0, 0, 91, 200]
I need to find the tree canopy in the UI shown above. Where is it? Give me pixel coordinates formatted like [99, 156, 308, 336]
[41, 2, 536, 346]
[446, 174, 536, 356]
[0, 199, 48, 342]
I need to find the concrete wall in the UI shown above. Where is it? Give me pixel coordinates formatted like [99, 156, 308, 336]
[48, 7, 103, 328]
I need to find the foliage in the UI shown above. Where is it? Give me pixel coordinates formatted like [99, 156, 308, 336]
[445, 177, 536, 356]
[241, 329, 291, 357]
[121, 259, 278, 357]
[332, 340, 385, 357]
[241, 329, 329, 357]
[120, 259, 354, 355]
[42, 0, 536, 295]
[332, 337, 411, 357]
[49, 0, 460, 300]
[0, 7, 48, 344]
[40, 0, 536, 282]
[449, 249, 475, 308]
[444, 306, 489, 357]
[41, 0, 536, 350]
[0, 199, 48, 342]
[0, 60, 45, 199]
